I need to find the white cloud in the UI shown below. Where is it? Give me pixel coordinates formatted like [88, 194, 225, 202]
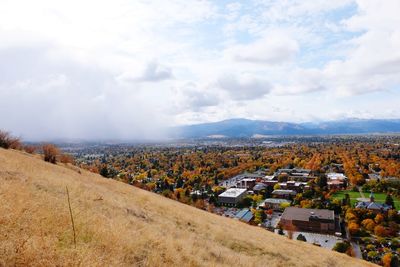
[225, 31, 299, 64]
[322, 0, 400, 96]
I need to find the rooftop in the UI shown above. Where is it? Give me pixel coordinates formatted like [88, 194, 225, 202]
[219, 188, 247, 198]
[253, 183, 267, 191]
[281, 207, 335, 222]
[355, 201, 391, 210]
[242, 178, 256, 182]
[272, 189, 297, 195]
[327, 173, 347, 180]
[327, 180, 344, 185]
[263, 198, 291, 204]
[235, 209, 254, 223]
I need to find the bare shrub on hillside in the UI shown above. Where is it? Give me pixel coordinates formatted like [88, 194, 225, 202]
[0, 130, 21, 149]
[285, 223, 297, 240]
[42, 144, 60, 164]
[60, 154, 75, 164]
[23, 145, 37, 154]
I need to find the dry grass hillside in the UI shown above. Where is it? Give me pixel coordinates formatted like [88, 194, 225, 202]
[0, 148, 374, 267]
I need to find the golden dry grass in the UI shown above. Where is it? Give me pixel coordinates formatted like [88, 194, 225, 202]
[0, 148, 375, 267]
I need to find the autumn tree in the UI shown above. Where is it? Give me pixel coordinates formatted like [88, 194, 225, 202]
[374, 225, 387, 237]
[0, 130, 21, 149]
[375, 213, 385, 225]
[59, 153, 74, 164]
[361, 218, 376, 232]
[42, 144, 60, 164]
[382, 253, 392, 267]
[23, 145, 36, 154]
[348, 222, 360, 235]
[194, 199, 206, 210]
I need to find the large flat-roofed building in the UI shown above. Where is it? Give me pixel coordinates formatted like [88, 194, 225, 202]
[279, 207, 335, 234]
[272, 189, 297, 199]
[218, 188, 247, 206]
[275, 168, 313, 181]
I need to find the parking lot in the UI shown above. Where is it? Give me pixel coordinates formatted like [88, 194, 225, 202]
[263, 212, 282, 228]
[274, 230, 343, 249]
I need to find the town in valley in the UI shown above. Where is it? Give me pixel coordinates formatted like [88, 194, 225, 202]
[53, 135, 400, 266]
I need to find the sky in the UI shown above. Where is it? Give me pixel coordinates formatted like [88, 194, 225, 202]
[0, 0, 400, 140]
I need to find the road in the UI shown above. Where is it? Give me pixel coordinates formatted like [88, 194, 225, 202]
[351, 241, 363, 259]
[358, 186, 366, 198]
[345, 220, 363, 259]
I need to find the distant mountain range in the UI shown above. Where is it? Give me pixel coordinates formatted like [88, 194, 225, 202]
[171, 118, 400, 138]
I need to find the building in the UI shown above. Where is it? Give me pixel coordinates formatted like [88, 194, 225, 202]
[278, 181, 308, 192]
[235, 208, 254, 223]
[275, 168, 313, 182]
[355, 192, 391, 213]
[327, 180, 345, 190]
[259, 198, 291, 210]
[253, 183, 267, 193]
[279, 207, 336, 234]
[263, 180, 278, 187]
[272, 189, 297, 199]
[237, 178, 256, 190]
[219, 172, 265, 189]
[326, 173, 347, 189]
[218, 188, 247, 206]
[327, 172, 347, 181]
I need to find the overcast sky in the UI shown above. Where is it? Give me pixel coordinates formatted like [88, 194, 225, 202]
[1, 0, 400, 140]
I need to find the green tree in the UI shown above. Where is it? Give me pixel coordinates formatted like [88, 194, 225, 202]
[386, 194, 395, 208]
[342, 193, 351, 206]
[253, 209, 265, 225]
[296, 234, 307, 242]
[318, 175, 327, 188]
[100, 166, 109, 178]
[333, 242, 350, 253]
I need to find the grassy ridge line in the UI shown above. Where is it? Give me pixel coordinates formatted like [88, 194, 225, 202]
[0, 148, 375, 266]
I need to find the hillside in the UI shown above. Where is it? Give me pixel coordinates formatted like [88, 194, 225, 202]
[0, 148, 374, 267]
[172, 118, 400, 138]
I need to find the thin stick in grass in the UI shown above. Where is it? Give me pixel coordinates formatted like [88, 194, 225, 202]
[66, 186, 76, 248]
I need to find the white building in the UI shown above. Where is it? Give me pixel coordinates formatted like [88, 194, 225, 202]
[218, 188, 247, 206]
[327, 173, 347, 181]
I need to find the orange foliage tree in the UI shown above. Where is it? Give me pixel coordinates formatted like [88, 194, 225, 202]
[42, 144, 60, 164]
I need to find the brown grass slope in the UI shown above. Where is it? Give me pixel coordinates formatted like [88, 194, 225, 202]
[0, 148, 374, 267]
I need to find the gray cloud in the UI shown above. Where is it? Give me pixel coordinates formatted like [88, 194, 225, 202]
[0, 45, 168, 140]
[218, 74, 271, 100]
[136, 61, 173, 82]
[172, 82, 220, 112]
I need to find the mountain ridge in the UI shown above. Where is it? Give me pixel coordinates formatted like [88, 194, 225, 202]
[172, 118, 400, 138]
